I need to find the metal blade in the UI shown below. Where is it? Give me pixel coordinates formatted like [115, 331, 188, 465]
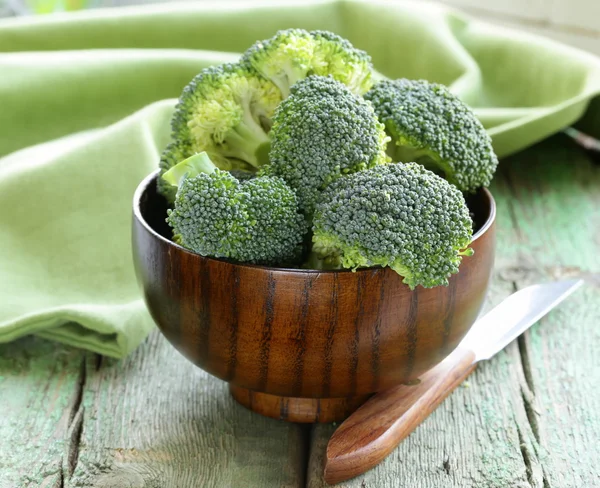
[463, 279, 583, 362]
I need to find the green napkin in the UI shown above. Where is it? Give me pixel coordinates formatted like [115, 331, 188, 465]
[1, 0, 599, 358]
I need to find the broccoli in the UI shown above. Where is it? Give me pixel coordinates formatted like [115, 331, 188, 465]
[158, 140, 192, 203]
[310, 30, 373, 94]
[158, 62, 281, 198]
[242, 29, 373, 98]
[163, 152, 307, 266]
[175, 63, 281, 166]
[311, 163, 474, 289]
[263, 75, 390, 214]
[364, 79, 498, 192]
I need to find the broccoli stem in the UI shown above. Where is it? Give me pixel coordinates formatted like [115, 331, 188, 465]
[391, 143, 455, 181]
[161, 152, 217, 188]
[270, 62, 309, 99]
[272, 78, 290, 99]
[302, 251, 342, 270]
[222, 109, 271, 168]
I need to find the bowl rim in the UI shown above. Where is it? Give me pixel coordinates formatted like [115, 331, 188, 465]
[133, 169, 496, 274]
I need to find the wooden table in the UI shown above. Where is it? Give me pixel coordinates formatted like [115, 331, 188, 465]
[2, 134, 599, 488]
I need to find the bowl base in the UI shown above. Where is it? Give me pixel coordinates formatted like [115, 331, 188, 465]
[229, 385, 371, 423]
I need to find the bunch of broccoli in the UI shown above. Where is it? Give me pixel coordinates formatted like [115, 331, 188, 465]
[158, 29, 498, 289]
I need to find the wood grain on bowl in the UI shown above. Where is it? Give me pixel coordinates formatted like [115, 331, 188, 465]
[132, 171, 496, 423]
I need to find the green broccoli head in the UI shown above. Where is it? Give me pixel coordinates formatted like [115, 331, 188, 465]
[241, 29, 373, 98]
[312, 162, 474, 289]
[264, 75, 390, 214]
[164, 152, 307, 266]
[310, 30, 373, 94]
[364, 79, 498, 192]
[167, 62, 280, 170]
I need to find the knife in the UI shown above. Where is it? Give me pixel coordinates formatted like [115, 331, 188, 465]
[324, 279, 584, 485]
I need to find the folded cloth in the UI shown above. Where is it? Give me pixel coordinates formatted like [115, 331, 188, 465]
[1, 0, 599, 357]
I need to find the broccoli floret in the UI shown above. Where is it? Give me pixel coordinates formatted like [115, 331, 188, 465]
[242, 29, 373, 98]
[159, 62, 281, 194]
[310, 30, 373, 95]
[311, 163, 474, 289]
[364, 79, 498, 192]
[264, 75, 390, 214]
[164, 152, 307, 266]
[175, 63, 281, 166]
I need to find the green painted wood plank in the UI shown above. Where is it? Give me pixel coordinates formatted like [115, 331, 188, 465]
[0, 337, 85, 488]
[491, 135, 600, 487]
[68, 330, 307, 488]
[307, 135, 600, 487]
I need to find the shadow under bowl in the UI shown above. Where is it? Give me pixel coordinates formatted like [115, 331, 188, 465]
[132, 171, 496, 423]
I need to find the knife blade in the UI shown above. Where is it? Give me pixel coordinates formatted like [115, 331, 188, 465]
[324, 279, 583, 485]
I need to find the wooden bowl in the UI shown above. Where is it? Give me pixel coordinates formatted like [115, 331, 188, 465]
[132, 171, 496, 423]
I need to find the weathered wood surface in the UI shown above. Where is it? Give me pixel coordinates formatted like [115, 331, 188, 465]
[68, 331, 307, 487]
[1, 134, 599, 488]
[0, 331, 307, 487]
[308, 134, 600, 487]
[0, 338, 86, 488]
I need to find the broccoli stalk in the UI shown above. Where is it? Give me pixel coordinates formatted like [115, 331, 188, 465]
[164, 152, 307, 266]
[190, 103, 270, 167]
[311, 163, 474, 289]
[161, 151, 217, 187]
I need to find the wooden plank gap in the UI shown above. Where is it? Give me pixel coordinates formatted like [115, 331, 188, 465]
[62, 353, 94, 483]
[516, 423, 537, 488]
[300, 424, 313, 488]
[517, 336, 541, 440]
[500, 168, 525, 244]
[443, 457, 452, 475]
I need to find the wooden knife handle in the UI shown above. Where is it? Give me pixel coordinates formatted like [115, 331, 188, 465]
[324, 347, 477, 485]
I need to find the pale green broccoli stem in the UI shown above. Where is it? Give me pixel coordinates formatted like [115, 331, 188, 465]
[306, 235, 343, 269]
[222, 109, 271, 168]
[161, 152, 217, 188]
[270, 73, 292, 99]
[389, 143, 428, 164]
[391, 143, 457, 183]
[278, 61, 311, 97]
[264, 71, 301, 99]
